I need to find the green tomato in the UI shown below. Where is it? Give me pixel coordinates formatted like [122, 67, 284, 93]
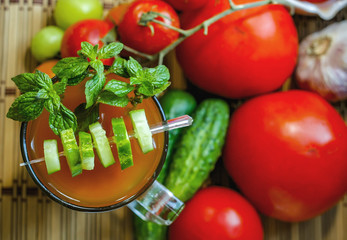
[30, 26, 64, 62]
[54, 0, 104, 30]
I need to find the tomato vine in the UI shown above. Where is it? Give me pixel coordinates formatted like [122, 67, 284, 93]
[122, 0, 295, 65]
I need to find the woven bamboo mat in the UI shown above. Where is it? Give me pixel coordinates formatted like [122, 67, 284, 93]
[1, 0, 347, 239]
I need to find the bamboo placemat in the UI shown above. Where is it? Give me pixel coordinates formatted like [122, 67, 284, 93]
[1, 0, 347, 239]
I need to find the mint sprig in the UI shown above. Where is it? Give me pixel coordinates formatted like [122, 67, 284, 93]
[7, 41, 171, 135]
[7, 70, 77, 134]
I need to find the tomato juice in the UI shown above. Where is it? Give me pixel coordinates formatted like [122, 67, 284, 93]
[23, 78, 167, 209]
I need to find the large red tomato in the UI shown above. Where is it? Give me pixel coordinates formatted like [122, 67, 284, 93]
[176, 0, 298, 99]
[61, 19, 115, 65]
[169, 186, 264, 240]
[223, 90, 347, 222]
[162, 0, 208, 11]
[118, 0, 180, 55]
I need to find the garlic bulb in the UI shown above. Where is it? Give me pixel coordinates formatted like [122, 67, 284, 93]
[295, 20, 347, 102]
[283, 0, 347, 20]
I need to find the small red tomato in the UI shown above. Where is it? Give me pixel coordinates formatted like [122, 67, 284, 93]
[60, 19, 115, 65]
[162, 0, 208, 11]
[169, 186, 264, 240]
[223, 90, 347, 222]
[118, 0, 180, 55]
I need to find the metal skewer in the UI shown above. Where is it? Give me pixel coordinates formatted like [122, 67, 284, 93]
[20, 115, 193, 167]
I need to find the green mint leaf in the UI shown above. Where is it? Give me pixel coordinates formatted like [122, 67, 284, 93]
[44, 99, 55, 114]
[90, 60, 104, 75]
[53, 77, 67, 95]
[49, 104, 77, 135]
[36, 89, 49, 99]
[137, 81, 154, 96]
[66, 71, 88, 86]
[52, 57, 89, 79]
[79, 42, 98, 60]
[44, 92, 61, 114]
[74, 103, 100, 132]
[109, 57, 130, 78]
[129, 76, 143, 85]
[134, 65, 171, 97]
[11, 73, 40, 93]
[153, 82, 171, 95]
[97, 91, 129, 107]
[104, 80, 134, 97]
[85, 73, 105, 108]
[35, 70, 53, 91]
[98, 42, 123, 59]
[126, 57, 143, 77]
[144, 65, 170, 87]
[6, 92, 45, 122]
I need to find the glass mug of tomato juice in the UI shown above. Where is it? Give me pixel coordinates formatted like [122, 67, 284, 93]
[20, 82, 184, 225]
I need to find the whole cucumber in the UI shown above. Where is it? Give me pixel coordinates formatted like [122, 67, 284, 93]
[133, 98, 229, 240]
[134, 98, 229, 239]
[133, 89, 197, 240]
[157, 89, 197, 183]
[165, 98, 230, 202]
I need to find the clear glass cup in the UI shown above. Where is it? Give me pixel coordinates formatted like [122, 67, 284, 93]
[20, 96, 184, 225]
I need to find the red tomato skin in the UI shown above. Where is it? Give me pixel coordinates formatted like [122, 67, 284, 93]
[223, 90, 347, 222]
[162, 0, 208, 11]
[169, 186, 264, 240]
[61, 19, 114, 65]
[118, 0, 180, 55]
[176, 0, 298, 99]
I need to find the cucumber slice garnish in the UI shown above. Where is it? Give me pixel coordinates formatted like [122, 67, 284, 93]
[78, 131, 95, 170]
[43, 139, 61, 174]
[89, 121, 115, 168]
[129, 109, 154, 153]
[60, 128, 82, 177]
[112, 117, 133, 170]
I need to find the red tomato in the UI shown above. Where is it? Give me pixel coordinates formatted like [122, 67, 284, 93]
[118, 0, 180, 55]
[162, 0, 208, 11]
[60, 19, 115, 65]
[176, 0, 298, 99]
[104, 2, 134, 26]
[169, 186, 264, 240]
[223, 90, 347, 222]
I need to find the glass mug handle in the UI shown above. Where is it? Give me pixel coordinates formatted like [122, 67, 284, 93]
[127, 180, 184, 225]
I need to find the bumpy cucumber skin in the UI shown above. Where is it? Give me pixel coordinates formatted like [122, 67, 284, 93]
[157, 90, 197, 183]
[89, 122, 115, 168]
[112, 117, 133, 170]
[78, 131, 95, 170]
[133, 218, 168, 240]
[164, 98, 230, 202]
[133, 90, 197, 240]
[61, 129, 82, 177]
[133, 98, 229, 240]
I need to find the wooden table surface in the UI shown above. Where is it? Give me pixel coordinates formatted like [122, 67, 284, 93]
[1, 0, 347, 239]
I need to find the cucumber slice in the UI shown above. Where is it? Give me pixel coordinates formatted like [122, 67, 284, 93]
[78, 131, 95, 170]
[112, 117, 133, 170]
[43, 139, 61, 174]
[89, 121, 115, 168]
[129, 109, 154, 153]
[60, 129, 82, 177]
